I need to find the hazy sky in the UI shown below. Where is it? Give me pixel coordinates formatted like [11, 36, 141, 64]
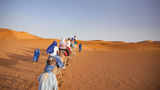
[0, 0, 160, 42]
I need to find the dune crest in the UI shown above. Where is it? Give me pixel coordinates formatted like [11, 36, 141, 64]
[0, 28, 42, 39]
[138, 40, 154, 43]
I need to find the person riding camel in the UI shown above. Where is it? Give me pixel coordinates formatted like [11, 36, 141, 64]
[66, 38, 72, 53]
[46, 41, 64, 68]
[38, 57, 58, 90]
[59, 38, 70, 56]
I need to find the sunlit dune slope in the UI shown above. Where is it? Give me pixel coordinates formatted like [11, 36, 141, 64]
[0, 28, 42, 39]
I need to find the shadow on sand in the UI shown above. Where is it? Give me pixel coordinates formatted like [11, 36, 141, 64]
[0, 47, 47, 70]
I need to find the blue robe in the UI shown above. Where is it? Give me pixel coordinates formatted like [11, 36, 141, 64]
[33, 49, 40, 62]
[79, 43, 82, 52]
[38, 72, 58, 90]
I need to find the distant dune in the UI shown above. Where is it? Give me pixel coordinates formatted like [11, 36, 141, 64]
[138, 40, 154, 43]
[0, 28, 42, 39]
[138, 40, 160, 43]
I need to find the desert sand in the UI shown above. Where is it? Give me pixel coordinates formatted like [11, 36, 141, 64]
[0, 29, 160, 90]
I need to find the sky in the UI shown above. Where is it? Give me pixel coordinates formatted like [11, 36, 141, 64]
[0, 0, 160, 42]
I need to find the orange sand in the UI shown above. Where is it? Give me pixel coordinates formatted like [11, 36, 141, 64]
[0, 29, 160, 90]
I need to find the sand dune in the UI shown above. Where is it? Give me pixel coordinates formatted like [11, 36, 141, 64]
[0, 30, 160, 90]
[0, 28, 41, 39]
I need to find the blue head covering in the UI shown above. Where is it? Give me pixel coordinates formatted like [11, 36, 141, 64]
[52, 41, 57, 46]
[44, 57, 57, 72]
[46, 41, 57, 54]
[44, 65, 55, 72]
[71, 37, 74, 41]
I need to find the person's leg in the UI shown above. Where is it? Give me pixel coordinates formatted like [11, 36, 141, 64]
[36, 56, 39, 62]
[64, 49, 69, 56]
[53, 55, 64, 68]
[33, 55, 37, 63]
[59, 49, 65, 56]
[62, 49, 67, 56]
[56, 55, 63, 63]
[54, 55, 61, 60]
[53, 55, 61, 62]
[59, 48, 62, 56]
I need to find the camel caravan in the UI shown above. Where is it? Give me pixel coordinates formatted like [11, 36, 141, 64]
[33, 36, 82, 90]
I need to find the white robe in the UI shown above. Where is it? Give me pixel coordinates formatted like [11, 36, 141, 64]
[38, 72, 58, 90]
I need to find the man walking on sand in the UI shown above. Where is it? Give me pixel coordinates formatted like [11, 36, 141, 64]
[33, 48, 40, 62]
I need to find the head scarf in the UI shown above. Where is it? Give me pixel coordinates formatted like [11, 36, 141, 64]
[44, 65, 55, 72]
[52, 41, 57, 46]
[44, 57, 56, 72]
[71, 37, 74, 41]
